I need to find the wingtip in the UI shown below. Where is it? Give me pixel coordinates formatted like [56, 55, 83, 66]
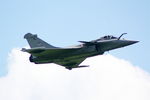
[21, 48, 27, 52]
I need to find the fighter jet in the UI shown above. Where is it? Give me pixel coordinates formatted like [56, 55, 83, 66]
[22, 33, 138, 70]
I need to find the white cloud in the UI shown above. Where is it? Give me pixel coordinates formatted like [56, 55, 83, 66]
[0, 48, 150, 100]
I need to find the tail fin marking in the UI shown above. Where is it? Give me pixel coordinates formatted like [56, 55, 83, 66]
[24, 33, 57, 48]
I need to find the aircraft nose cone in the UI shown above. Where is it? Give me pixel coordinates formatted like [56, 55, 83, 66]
[126, 40, 139, 45]
[122, 40, 139, 47]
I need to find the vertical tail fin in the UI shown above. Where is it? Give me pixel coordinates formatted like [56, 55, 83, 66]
[24, 33, 57, 48]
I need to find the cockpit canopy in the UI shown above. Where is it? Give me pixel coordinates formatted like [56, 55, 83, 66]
[100, 35, 118, 40]
[90, 33, 127, 43]
[91, 35, 118, 42]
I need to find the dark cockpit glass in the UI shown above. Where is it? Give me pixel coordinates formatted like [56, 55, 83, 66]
[92, 35, 118, 42]
[100, 35, 117, 40]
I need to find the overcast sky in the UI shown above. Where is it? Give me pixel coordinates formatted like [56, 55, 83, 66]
[0, 0, 150, 76]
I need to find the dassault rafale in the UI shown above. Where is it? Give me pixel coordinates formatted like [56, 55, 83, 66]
[22, 33, 138, 70]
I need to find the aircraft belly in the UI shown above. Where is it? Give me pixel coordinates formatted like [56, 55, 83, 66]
[33, 52, 76, 63]
[32, 47, 97, 64]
